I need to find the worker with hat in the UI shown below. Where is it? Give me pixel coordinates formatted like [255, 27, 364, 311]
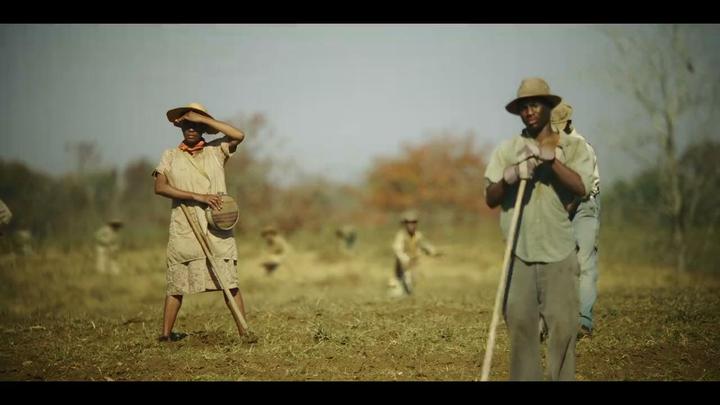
[152, 102, 253, 342]
[96, 218, 124, 274]
[389, 210, 441, 297]
[484, 78, 594, 380]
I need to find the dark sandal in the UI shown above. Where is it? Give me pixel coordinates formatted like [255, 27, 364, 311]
[158, 332, 188, 342]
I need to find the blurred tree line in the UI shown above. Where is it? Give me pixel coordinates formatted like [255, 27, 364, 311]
[1, 106, 717, 273]
[0, 119, 498, 252]
[0, 112, 364, 252]
[364, 131, 496, 226]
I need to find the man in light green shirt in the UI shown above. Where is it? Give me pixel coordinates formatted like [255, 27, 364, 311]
[484, 78, 594, 380]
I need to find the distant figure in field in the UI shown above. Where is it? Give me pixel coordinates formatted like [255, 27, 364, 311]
[0, 199, 15, 267]
[95, 219, 123, 275]
[389, 210, 441, 297]
[0, 199, 12, 232]
[335, 224, 357, 255]
[260, 226, 292, 275]
[15, 229, 35, 256]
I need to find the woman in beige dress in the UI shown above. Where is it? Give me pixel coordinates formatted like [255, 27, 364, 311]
[153, 102, 251, 342]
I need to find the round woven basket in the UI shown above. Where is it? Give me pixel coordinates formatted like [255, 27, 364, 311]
[206, 194, 239, 231]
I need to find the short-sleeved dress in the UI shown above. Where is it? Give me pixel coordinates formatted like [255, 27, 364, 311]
[153, 137, 239, 296]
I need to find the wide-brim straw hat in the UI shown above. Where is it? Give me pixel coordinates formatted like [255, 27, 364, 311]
[166, 102, 219, 134]
[261, 226, 278, 237]
[401, 210, 419, 223]
[505, 78, 562, 115]
[108, 218, 124, 226]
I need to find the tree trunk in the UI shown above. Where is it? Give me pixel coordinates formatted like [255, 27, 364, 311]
[664, 113, 686, 273]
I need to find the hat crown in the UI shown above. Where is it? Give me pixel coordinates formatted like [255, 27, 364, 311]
[166, 102, 220, 134]
[185, 102, 209, 114]
[402, 210, 419, 222]
[551, 102, 574, 124]
[517, 77, 553, 99]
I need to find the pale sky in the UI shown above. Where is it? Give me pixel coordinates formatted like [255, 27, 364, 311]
[1, 24, 719, 186]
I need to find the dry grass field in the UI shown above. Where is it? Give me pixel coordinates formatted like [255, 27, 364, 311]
[1, 223, 718, 381]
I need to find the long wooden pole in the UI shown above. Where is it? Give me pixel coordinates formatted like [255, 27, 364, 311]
[178, 203, 249, 332]
[481, 179, 527, 381]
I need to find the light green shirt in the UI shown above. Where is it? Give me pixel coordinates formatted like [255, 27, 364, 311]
[484, 131, 594, 263]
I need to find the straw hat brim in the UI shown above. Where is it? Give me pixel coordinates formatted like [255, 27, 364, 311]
[505, 95, 562, 115]
[261, 226, 278, 236]
[166, 107, 220, 134]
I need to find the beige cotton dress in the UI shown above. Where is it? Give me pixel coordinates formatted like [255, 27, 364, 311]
[153, 137, 239, 296]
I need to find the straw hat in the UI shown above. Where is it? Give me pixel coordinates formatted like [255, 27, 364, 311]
[108, 218, 124, 227]
[505, 78, 562, 115]
[401, 210, 419, 223]
[166, 102, 219, 134]
[261, 226, 278, 237]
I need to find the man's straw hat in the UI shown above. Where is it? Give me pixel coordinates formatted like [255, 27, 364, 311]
[505, 78, 562, 115]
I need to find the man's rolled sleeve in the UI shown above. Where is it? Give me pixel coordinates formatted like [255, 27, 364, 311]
[484, 146, 507, 192]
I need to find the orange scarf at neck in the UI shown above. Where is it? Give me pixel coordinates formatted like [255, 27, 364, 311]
[179, 139, 206, 155]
